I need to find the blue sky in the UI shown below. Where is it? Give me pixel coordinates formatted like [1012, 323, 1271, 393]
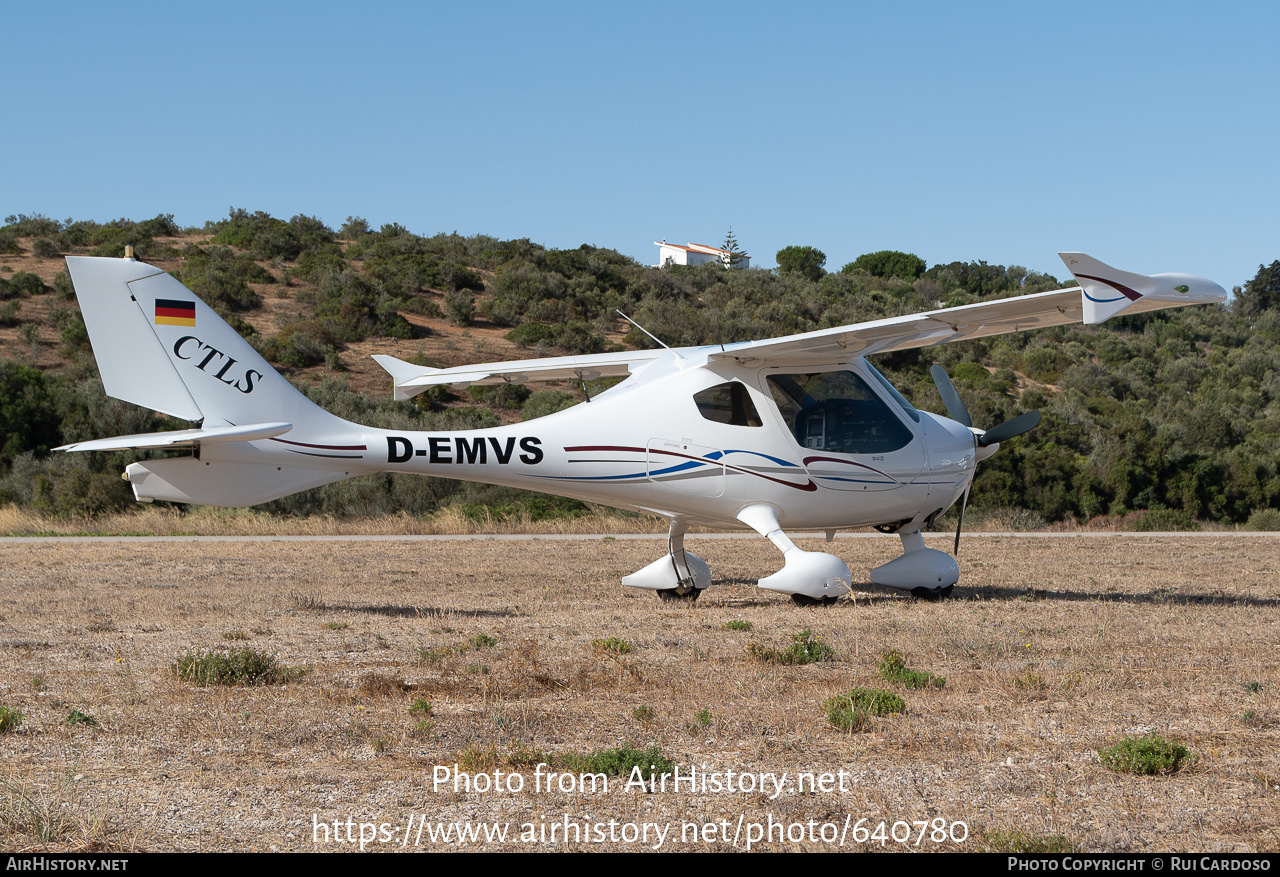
[6, 1, 1276, 288]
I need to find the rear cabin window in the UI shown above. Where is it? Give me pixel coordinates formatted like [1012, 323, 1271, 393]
[693, 381, 763, 427]
[767, 371, 913, 454]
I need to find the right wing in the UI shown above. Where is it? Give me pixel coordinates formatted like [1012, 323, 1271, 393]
[709, 252, 1227, 366]
[373, 253, 1226, 396]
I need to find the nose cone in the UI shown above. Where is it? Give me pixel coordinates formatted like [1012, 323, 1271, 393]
[921, 411, 977, 468]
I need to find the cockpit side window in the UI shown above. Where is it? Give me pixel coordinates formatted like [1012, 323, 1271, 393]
[767, 371, 913, 454]
[694, 381, 763, 427]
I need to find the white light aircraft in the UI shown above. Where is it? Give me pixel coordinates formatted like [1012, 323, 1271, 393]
[60, 252, 1225, 604]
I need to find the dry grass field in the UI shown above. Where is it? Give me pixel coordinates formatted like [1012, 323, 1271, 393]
[0, 533, 1276, 853]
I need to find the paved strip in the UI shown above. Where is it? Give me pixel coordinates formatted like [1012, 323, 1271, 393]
[1, 531, 1274, 544]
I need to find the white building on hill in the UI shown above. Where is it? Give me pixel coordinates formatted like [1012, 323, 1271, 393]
[654, 240, 748, 269]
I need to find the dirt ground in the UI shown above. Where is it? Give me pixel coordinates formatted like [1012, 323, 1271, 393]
[0, 533, 1276, 853]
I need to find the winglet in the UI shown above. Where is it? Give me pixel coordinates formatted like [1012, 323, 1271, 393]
[1059, 252, 1227, 324]
[372, 354, 439, 401]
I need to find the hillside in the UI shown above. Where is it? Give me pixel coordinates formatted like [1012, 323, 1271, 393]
[2, 210, 1279, 530]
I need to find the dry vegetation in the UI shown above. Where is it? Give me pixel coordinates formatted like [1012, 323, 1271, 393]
[0, 534, 1277, 852]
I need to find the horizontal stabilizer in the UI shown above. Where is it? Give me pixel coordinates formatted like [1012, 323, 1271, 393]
[56, 422, 293, 453]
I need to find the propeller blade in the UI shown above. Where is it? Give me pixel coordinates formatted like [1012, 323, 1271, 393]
[953, 482, 971, 556]
[977, 410, 1042, 447]
[930, 364, 972, 428]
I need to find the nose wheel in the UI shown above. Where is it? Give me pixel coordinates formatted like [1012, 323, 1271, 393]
[910, 585, 954, 601]
[657, 586, 701, 602]
[790, 593, 840, 607]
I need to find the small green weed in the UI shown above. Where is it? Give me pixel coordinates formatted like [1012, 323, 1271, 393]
[455, 742, 500, 771]
[631, 705, 654, 723]
[0, 706, 24, 733]
[64, 710, 98, 728]
[724, 620, 753, 631]
[746, 628, 835, 665]
[29, 675, 45, 691]
[324, 621, 350, 631]
[409, 698, 432, 717]
[170, 648, 307, 686]
[468, 633, 498, 649]
[977, 827, 1078, 853]
[417, 645, 453, 664]
[591, 637, 634, 655]
[1012, 667, 1046, 690]
[693, 707, 712, 728]
[222, 629, 250, 641]
[878, 649, 945, 689]
[823, 688, 904, 731]
[506, 743, 548, 767]
[1099, 733, 1192, 775]
[409, 721, 435, 739]
[1246, 680, 1263, 693]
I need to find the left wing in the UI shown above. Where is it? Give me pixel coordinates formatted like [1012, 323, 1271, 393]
[373, 348, 669, 400]
[56, 422, 294, 453]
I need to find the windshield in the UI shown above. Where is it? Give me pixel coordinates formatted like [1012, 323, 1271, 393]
[766, 370, 914, 454]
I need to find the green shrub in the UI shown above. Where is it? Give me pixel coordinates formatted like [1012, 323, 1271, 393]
[506, 322, 556, 348]
[0, 705, 23, 733]
[558, 743, 674, 785]
[823, 688, 904, 731]
[64, 709, 98, 728]
[746, 628, 835, 665]
[631, 705, 654, 723]
[1245, 508, 1280, 531]
[521, 390, 579, 422]
[409, 698, 432, 717]
[468, 633, 497, 649]
[5, 272, 47, 298]
[170, 648, 306, 686]
[878, 649, 945, 689]
[1129, 508, 1197, 532]
[32, 237, 61, 258]
[1098, 733, 1191, 775]
[591, 637, 633, 655]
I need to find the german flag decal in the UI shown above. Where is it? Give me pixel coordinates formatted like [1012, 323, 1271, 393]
[154, 299, 196, 327]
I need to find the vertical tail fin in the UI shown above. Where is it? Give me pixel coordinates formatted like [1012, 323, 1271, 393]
[66, 255, 344, 432]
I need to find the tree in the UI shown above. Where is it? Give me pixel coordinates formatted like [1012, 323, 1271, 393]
[721, 228, 749, 269]
[842, 250, 926, 280]
[1234, 260, 1280, 317]
[775, 245, 827, 281]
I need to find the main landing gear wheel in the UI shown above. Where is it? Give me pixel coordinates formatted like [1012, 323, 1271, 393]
[657, 587, 701, 603]
[910, 585, 954, 601]
[790, 593, 839, 607]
